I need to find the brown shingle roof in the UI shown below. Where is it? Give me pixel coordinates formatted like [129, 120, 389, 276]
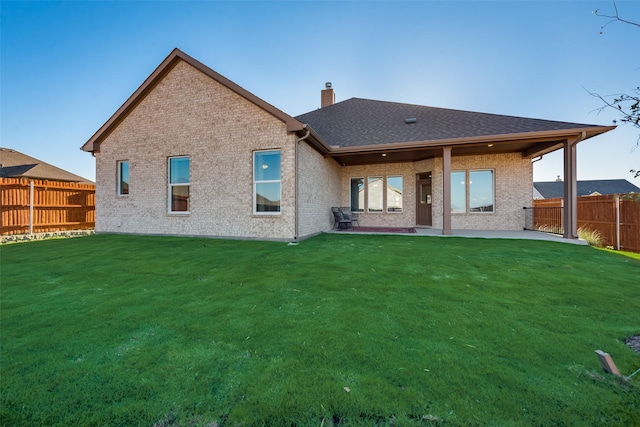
[0, 148, 93, 183]
[295, 98, 603, 148]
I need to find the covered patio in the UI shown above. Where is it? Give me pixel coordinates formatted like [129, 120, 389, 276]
[297, 98, 615, 240]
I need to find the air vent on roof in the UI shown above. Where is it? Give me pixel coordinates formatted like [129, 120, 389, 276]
[405, 118, 417, 124]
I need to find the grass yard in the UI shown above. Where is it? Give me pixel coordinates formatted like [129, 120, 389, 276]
[1, 233, 639, 426]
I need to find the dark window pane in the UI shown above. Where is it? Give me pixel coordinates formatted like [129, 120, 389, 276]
[255, 182, 280, 212]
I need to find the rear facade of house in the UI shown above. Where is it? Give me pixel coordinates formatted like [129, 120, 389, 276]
[83, 49, 612, 241]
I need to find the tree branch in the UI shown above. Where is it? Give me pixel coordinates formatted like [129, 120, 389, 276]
[593, 0, 640, 34]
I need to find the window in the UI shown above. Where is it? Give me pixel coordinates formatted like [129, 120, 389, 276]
[469, 170, 494, 212]
[350, 178, 364, 212]
[168, 156, 190, 213]
[117, 161, 129, 195]
[450, 170, 494, 213]
[368, 177, 383, 213]
[386, 176, 403, 212]
[254, 150, 281, 214]
[451, 171, 466, 213]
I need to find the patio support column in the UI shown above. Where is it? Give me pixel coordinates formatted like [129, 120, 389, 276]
[442, 147, 452, 235]
[562, 133, 584, 239]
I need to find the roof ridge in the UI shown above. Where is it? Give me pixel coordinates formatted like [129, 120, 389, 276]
[331, 97, 601, 126]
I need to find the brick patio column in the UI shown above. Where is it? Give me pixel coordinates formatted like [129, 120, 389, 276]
[442, 147, 452, 235]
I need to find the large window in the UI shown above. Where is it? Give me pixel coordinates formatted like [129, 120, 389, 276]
[386, 176, 403, 212]
[469, 170, 494, 212]
[254, 150, 281, 214]
[352, 175, 404, 213]
[450, 169, 494, 213]
[169, 156, 190, 213]
[367, 177, 383, 213]
[451, 171, 466, 213]
[350, 177, 364, 212]
[117, 160, 129, 196]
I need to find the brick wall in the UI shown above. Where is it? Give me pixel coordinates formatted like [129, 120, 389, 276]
[94, 60, 533, 238]
[95, 61, 297, 240]
[297, 142, 341, 238]
[448, 153, 532, 230]
[339, 153, 531, 230]
[339, 162, 421, 227]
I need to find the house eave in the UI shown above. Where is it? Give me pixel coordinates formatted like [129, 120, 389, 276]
[326, 126, 615, 156]
[318, 125, 615, 166]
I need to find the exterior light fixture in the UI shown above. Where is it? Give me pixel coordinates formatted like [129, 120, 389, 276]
[488, 144, 494, 147]
[381, 153, 387, 157]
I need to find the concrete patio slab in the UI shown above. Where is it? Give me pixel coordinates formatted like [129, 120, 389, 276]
[328, 227, 588, 245]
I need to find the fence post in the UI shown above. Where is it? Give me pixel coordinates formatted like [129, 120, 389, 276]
[615, 194, 620, 251]
[29, 180, 34, 235]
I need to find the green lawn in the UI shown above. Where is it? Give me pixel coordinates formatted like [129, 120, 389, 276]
[1, 233, 639, 426]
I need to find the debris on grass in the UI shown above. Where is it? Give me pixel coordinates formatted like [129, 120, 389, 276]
[625, 335, 640, 355]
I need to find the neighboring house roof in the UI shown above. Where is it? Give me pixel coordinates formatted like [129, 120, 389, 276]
[0, 147, 93, 183]
[534, 179, 640, 198]
[295, 98, 614, 165]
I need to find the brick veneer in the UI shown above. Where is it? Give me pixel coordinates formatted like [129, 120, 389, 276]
[339, 153, 532, 230]
[95, 61, 533, 239]
[95, 61, 297, 240]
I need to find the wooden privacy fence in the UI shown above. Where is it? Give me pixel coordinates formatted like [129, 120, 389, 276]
[529, 195, 640, 253]
[0, 178, 95, 235]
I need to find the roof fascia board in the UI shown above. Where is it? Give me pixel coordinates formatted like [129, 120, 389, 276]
[82, 48, 304, 152]
[326, 126, 615, 156]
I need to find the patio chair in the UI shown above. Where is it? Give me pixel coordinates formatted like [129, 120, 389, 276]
[340, 207, 359, 227]
[331, 207, 352, 229]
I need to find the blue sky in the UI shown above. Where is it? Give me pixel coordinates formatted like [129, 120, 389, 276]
[2, 0, 638, 183]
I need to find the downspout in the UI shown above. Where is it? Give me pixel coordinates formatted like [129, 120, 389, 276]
[294, 129, 311, 241]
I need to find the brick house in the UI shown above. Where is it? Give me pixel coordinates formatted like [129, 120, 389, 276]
[81, 49, 614, 241]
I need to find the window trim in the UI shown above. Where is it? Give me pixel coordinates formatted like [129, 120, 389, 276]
[117, 160, 129, 196]
[367, 176, 384, 213]
[168, 156, 190, 214]
[450, 169, 495, 214]
[468, 169, 495, 214]
[253, 149, 282, 215]
[349, 177, 365, 213]
[386, 175, 403, 213]
[450, 170, 467, 214]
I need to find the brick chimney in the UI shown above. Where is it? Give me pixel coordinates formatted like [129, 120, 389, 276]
[321, 82, 335, 108]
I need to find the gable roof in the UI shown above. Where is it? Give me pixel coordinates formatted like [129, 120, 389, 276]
[534, 179, 640, 198]
[81, 48, 305, 153]
[295, 98, 614, 165]
[0, 147, 93, 183]
[80, 49, 615, 166]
